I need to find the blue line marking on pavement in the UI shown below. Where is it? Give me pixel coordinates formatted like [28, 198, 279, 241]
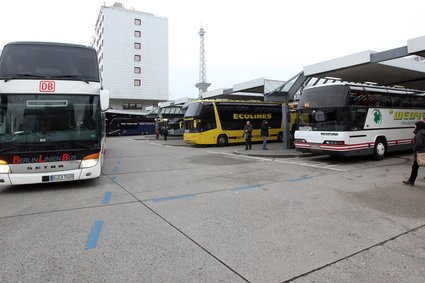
[232, 184, 262, 192]
[111, 176, 118, 182]
[102, 192, 112, 205]
[152, 194, 195, 202]
[287, 176, 313, 183]
[86, 220, 104, 250]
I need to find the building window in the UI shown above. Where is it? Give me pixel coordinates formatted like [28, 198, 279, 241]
[134, 18, 141, 25]
[134, 30, 141, 37]
[134, 42, 141, 49]
[134, 67, 141, 74]
[134, 55, 141, 61]
[123, 103, 143, 110]
[134, 79, 141, 86]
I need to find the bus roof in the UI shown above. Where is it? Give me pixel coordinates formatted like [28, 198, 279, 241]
[192, 99, 280, 104]
[303, 82, 423, 94]
[3, 41, 96, 51]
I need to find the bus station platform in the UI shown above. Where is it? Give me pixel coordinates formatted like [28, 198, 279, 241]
[134, 135, 313, 158]
[232, 141, 314, 158]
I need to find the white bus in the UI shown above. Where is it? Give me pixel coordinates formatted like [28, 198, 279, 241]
[294, 83, 425, 160]
[0, 42, 109, 185]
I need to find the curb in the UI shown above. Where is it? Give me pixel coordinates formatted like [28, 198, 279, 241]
[233, 150, 314, 159]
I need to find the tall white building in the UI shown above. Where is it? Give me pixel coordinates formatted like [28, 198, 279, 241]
[93, 2, 168, 110]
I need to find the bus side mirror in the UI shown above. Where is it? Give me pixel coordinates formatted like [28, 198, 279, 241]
[100, 89, 110, 111]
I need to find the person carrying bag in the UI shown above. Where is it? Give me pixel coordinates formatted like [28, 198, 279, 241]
[403, 120, 425, 186]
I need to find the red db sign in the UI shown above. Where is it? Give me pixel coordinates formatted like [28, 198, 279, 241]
[39, 81, 55, 92]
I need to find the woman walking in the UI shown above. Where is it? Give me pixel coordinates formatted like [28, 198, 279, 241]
[403, 120, 425, 186]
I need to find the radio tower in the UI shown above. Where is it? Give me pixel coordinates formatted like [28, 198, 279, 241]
[195, 26, 211, 98]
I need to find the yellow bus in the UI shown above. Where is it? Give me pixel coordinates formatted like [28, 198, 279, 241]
[183, 100, 284, 146]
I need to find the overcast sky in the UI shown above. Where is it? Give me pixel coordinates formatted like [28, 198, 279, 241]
[1, 0, 424, 100]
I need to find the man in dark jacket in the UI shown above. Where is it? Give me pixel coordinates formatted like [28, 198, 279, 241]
[161, 126, 168, 141]
[261, 120, 269, 150]
[244, 121, 253, 150]
[403, 120, 425, 186]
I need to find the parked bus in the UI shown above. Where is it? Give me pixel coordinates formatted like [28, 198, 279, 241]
[294, 83, 425, 160]
[0, 41, 109, 185]
[184, 100, 283, 146]
[106, 109, 155, 136]
[167, 118, 184, 136]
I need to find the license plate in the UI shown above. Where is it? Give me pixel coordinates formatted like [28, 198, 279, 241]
[299, 126, 312, 131]
[50, 174, 74, 182]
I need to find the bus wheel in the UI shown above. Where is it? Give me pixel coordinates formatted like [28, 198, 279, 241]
[373, 138, 386, 160]
[217, 135, 228, 146]
[278, 132, 283, 142]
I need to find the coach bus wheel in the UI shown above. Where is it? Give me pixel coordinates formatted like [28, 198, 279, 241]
[278, 132, 283, 142]
[217, 135, 228, 146]
[373, 138, 386, 160]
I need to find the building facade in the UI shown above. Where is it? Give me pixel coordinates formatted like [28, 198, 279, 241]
[93, 2, 168, 110]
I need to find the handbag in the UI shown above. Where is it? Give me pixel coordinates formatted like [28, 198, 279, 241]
[417, 152, 425, 166]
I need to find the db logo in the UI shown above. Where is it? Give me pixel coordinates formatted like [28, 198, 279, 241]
[39, 81, 55, 92]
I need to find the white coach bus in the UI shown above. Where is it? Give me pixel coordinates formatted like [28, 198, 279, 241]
[0, 42, 109, 185]
[294, 83, 425, 160]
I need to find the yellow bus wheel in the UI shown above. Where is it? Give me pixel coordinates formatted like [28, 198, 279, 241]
[217, 135, 228, 146]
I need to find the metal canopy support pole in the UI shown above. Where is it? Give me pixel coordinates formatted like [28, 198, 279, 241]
[282, 72, 307, 149]
[282, 94, 290, 149]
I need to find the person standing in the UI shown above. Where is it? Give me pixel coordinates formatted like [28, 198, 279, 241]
[161, 126, 168, 141]
[403, 120, 425, 186]
[155, 118, 160, 139]
[261, 120, 269, 150]
[244, 121, 253, 150]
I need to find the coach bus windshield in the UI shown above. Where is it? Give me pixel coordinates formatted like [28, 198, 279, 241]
[298, 85, 349, 109]
[0, 94, 101, 153]
[297, 85, 367, 131]
[184, 102, 216, 133]
[0, 43, 100, 82]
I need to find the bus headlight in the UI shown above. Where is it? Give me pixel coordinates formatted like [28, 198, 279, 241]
[80, 153, 99, 168]
[0, 160, 11, 173]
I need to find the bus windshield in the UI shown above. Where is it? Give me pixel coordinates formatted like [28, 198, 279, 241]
[184, 102, 216, 133]
[298, 85, 349, 109]
[0, 43, 100, 82]
[297, 107, 370, 131]
[297, 85, 367, 131]
[184, 102, 203, 117]
[0, 94, 100, 152]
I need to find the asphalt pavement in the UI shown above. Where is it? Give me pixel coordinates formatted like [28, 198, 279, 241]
[1, 134, 425, 282]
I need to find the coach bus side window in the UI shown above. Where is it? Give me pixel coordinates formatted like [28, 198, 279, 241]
[400, 98, 411, 107]
[367, 92, 388, 107]
[350, 108, 368, 130]
[349, 90, 369, 106]
[412, 96, 425, 108]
